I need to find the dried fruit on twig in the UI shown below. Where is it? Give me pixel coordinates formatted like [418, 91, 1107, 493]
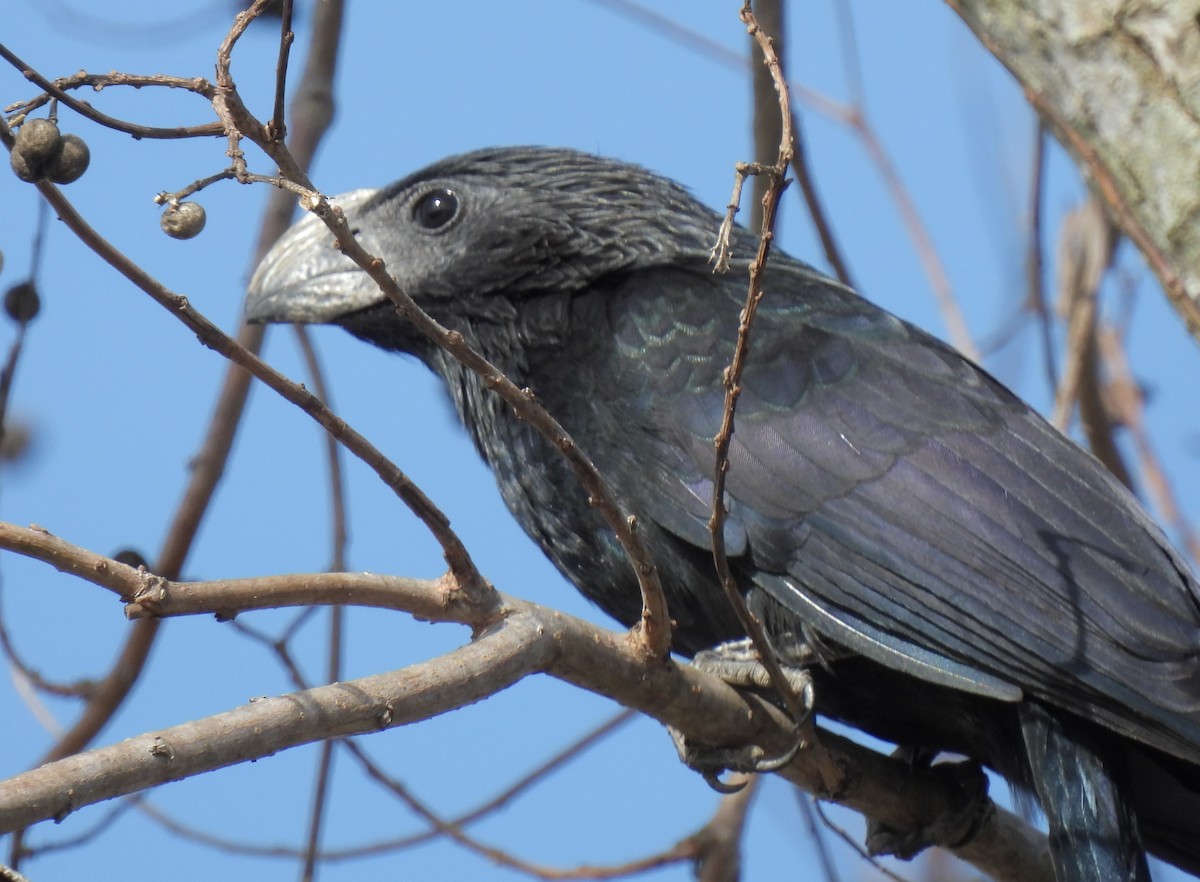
[48, 134, 90, 184]
[10, 149, 37, 183]
[4, 281, 40, 324]
[11, 118, 63, 182]
[160, 201, 207, 239]
[11, 119, 90, 184]
[15, 118, 62, 166]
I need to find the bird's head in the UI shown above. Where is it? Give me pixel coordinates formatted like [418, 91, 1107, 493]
[245, 146, 728, 351]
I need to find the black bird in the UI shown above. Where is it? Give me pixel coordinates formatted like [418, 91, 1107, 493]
[246, 147, 1200, 881]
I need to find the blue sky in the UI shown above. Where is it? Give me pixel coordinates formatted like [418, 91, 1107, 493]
[2, 2, 1196, 880]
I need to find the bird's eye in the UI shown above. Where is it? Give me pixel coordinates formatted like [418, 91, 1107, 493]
[413, 188, 459, 230]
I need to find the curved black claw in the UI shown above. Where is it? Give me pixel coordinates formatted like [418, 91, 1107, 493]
[703, 770, 749, 794]
[673, 723, 808, 793]
[751, 726, 806, 772]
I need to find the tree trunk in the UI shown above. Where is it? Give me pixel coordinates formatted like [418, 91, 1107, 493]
[948, 0, 1200, 339]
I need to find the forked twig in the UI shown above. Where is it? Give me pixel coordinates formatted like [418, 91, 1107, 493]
[708, 1, 806, 724]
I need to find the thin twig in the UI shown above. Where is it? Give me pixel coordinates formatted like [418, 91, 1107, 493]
[813, 801, 912, 882]
[0, 325, 28, 456]
[292, 317, 347, 882]
[302, 722, 337, 882]
[1097, 324, 1200, 564]
[749, 0, 784, 234]
[0, 590, 95, 700]
[693, 776, 757, 882]
[1, 0, 349, 801]
[580, 0, 973, 355]
[342, 739, 699, 880]
[268, 0, 294, 142]
[794, 792, 842, 882]
[1050, 196, 1117, 436]
[0, 46, 220, 138]
[1026, 122, 1057, 393]
[35, 184, 484, 584]
[154, 168, 236, 204]
[852, 113, 978, 360]
[296, 193, 674, 657]
[0, 24, 481, 595]
[708, 1, 806, 723]
[789, 110, 855, 288]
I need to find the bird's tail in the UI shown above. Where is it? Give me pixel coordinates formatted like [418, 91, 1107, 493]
[1019, 700, 1151, 882]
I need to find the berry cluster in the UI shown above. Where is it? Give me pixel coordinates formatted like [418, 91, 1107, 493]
[9, 117, 90, 185]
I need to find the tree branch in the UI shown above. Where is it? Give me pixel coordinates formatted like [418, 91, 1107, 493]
[0, 523, 1052, 880]
[946, 0, 1200, 341]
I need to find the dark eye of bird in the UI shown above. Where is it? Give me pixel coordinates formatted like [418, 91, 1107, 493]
[413, 188, 459, 230]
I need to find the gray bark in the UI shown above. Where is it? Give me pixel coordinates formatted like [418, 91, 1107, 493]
[949, 0, 1200, 339]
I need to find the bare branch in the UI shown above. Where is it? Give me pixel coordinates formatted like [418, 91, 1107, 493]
[2, 0, 347, 787]
[133, 711, 637, 863]
[0, 44, 221, 139]
[0, 522, 1054, 880]
[0, 615, 551, 835]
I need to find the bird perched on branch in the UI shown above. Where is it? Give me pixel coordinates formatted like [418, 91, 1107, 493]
[246, 146, 1200, 882]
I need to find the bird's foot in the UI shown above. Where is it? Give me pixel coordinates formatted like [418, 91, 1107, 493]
[863, 747, 991, 859]
[671, 639, 814, 793]
[671, 727, 807, 793]
[692, 637, 817, 698]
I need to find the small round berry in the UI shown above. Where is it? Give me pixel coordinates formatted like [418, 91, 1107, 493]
[10, 147, 38, 182]
[14, 118, 63, 169]
[160, 201, 206, 239]
[48, 134, 90, 184]
[4, 281, 40, 324]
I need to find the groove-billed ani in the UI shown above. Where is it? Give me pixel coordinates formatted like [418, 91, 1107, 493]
[246, 147, 1200, 881]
